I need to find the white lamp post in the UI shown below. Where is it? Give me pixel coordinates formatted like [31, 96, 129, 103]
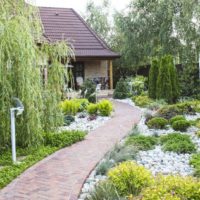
[10, 98, 24, 163]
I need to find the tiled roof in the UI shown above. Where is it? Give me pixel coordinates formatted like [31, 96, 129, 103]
[39, 7, 120, 59]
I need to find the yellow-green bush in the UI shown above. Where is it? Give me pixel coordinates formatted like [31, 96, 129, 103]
[140, 175, 200, 200]
[98, 100, 113, 116]
[132, 95, 153, 108]
[108, 161, 153, 196]
[87, 103, 98, 115]
[169, 115, 186, 125]
[60, 100, 80, 116]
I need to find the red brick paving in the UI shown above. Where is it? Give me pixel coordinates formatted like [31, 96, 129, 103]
[0, 101, 141, 200]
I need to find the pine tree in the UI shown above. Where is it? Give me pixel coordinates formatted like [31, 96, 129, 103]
[156, 56, 173, 103]
[148, 58, 159, 99]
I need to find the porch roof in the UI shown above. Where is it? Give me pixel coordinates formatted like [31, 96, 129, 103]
[39, 7, 120, 59]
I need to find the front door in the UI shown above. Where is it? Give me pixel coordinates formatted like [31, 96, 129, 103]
[72, 62, 85, 89]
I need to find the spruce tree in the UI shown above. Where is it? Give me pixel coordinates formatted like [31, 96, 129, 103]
[148, 58, 159, 99]
[156, 56, 173, 103]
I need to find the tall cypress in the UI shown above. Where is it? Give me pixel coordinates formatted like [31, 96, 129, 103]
[156, 56, 173, 103]
[168, 55, 179, 102]
[148, 58, 159, 99]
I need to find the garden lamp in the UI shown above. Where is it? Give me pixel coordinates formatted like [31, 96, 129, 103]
[10, 98, 24, 163]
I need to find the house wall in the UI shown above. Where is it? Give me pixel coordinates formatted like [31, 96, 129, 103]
[84, 60, 108, 79]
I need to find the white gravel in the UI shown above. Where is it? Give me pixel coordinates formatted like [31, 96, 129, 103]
[59, 113, 111, 132]
[136, 146, 193, 176]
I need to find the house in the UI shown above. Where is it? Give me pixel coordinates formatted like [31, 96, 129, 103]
[39, 7, 120, 90]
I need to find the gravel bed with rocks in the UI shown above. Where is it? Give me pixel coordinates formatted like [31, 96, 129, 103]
[78, 99, 200, 199]
[59, 113, 111, 132]
[136, 146, 193, 176]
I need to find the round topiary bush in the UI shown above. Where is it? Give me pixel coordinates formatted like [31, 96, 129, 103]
[147, 117, 168, 129]
[169, 115, 186, 125]
[108, 161, 153, 196]
[172, 120, 190, 131]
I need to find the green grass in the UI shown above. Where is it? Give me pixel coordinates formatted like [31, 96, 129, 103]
[0, 130, 86, 189]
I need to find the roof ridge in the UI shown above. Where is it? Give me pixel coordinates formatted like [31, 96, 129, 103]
[71, 8, 109, 50]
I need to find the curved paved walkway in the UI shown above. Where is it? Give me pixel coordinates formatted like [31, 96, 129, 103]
[0, 101, 141, 200]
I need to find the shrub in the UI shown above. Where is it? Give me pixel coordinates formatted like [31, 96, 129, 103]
[190, 154, 200, 177]
[148, 58, 159, 99]
[130, 76, 147, 96]
[113, 78, 130, 99]
[87, 103, 98, 115]
[60, 99, 79, 116]
[156, 55, 173, 103]
[81, 79, 96, 103]
[43, 131, 86, 148]
[64, 115, 75, 126]
[140, 175, 200, 200]
[133, 95, 153, 108]
[172, 120, 190, 131]
[86, 180, 122, 200]
[196, 130, 200, 137]
[169, 115, 186, 125]
[108, 161, 153, 196]
[98, 100, 113, 116]
[157, 101, 199, 119]
[147, 117, 168, 129]
[147, 99, 167, 111]
[126, 135, 158, 151]
[160, 133, 196, 154]
[73, 98, 89, 112]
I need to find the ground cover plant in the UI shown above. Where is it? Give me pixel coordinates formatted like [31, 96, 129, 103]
[147, 117, 168, 129]
[190, 154, 200, 177]
[172, 119, 191, 131]
[160, 133, 196, 154]
[125, 135, 158, 151]
[0, 130, 86, 189]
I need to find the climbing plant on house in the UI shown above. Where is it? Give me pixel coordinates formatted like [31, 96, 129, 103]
[0, 0, 73, 149]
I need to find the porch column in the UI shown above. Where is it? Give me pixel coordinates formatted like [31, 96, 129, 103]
[109, 60, 113, 89]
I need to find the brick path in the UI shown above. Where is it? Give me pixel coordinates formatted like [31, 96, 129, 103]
[0, 101, 141, 200]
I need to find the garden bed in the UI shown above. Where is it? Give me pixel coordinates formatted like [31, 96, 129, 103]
[78, 99, 200, 200]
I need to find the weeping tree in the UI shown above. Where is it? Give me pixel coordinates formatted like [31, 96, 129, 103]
[0, 0, 73, 149]
[148, 58, 159, 99]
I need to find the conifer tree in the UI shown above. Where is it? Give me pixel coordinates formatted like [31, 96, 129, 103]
[156, 56, 173, 103]
[148, 58, 159, 99]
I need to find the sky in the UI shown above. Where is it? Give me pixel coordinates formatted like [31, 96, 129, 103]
[28, 0, 131, 15]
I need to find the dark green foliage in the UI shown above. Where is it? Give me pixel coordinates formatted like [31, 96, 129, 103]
[147, 117, 168, 129]
[156, 56, 173, 103]
[113, 78, 130, 99]
[148, 58, 159, 99]
[180, 64, 200, 98]
[169, 115, 186, 125]
[81, 79, 96, 103]
[160, 133, 196, 154]
[172, 120, 191, 131]
[126, 135, 158, 151]
[190, 154, 200, 177]
[168, 56, 179, 102]
[64, 115, 75, 126]
[86, 180, 122, 200]
[43, 131, 86, 148]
